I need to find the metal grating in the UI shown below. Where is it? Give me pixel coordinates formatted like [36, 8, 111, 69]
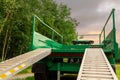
[77, 48, 118, 80]
[0, 48, 51, 80]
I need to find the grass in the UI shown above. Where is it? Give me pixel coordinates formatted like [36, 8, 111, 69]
[24, 77, 34, 80]
[14, 66, 33, 80]
[15, 77, 34, 80]
[116, 63, 120, 79]
[16, 64, 120, 80]
[18, 66, 32, 74]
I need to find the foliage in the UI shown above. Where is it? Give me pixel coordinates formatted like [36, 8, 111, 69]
[0, 0, 77, 59]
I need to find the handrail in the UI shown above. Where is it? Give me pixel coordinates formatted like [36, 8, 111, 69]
[33, 15, 63, 43]
[99, 8, 119, 58]
[77, 9, 116, 45]
[78, 34, 100, 43]
[99, 8, 116, 43]
[78, 34, 99, 36]
[100, 9, 115, 34]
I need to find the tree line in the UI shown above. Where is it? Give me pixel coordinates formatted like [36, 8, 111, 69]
[0, 0, 77, 60]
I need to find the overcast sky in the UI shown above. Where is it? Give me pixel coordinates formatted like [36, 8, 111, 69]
[56, 0, 120, 45]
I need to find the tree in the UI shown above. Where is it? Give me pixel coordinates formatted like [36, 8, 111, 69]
[0, 0, 77, 60]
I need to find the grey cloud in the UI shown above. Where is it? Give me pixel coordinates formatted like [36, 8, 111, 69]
[56, 0, 119, 28]
[56, 0, 120, 45]
[56, 0, 109, 28]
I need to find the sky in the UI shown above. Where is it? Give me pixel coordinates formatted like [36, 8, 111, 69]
[56, 0, 120, 45]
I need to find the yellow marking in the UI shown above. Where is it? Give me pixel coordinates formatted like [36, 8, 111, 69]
[0, 63, 27, 79]
[18, 63, 27, 69]
[0, 74, 6, 78]
[17, 65, 23, 69]
[9, 69, 15, 73]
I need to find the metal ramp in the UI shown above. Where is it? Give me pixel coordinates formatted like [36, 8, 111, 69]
[0, 48, 51, 80]
[77, 48, 118, 80]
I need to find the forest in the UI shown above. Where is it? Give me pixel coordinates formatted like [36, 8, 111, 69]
[0, 0, 77, 60]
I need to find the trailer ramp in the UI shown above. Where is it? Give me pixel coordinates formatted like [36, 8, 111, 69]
[77, 48, 118, 80]
[0, 48, 51, 80]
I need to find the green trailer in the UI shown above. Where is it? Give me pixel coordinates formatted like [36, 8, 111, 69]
[31, 9, 119, 80]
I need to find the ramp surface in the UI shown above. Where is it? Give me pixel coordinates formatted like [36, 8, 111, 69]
[0, 48, 51, 80]
[77, 48, 118, 80]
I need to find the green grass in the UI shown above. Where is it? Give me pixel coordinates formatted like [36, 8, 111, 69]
[15, 77, 34, 80]
[18, 66, 32, 74]
[25, 77, 34, 80]
[16, 64, 120, 80]
[116, 63, 120, 79]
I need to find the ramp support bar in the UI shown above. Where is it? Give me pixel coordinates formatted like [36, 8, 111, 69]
[57, 63, 61, 80]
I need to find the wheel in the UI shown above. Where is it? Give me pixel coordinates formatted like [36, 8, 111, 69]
[32, 63, 48, 80]
[32, 63, 58, 80]
[48, 71, 57, 80]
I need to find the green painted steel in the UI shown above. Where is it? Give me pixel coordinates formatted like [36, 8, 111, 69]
[100, 8, 119, 58]
[31, 31, 62, 50]
[30, 9, 118, 73]
[30, 15, 63, 50]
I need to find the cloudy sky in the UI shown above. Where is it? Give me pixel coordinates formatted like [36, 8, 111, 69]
[56, 0, 120, 45]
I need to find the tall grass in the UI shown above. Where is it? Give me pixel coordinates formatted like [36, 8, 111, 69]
[116, 64, 120, 79]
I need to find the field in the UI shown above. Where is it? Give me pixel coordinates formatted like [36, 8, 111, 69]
[116, 63, 120, 79]
[15, 63, 120, 80]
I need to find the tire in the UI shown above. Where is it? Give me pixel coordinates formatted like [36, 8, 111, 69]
[32, 63, 58, 80]
[32, 63, 48, 80]
[48, 71, 57, 80]
[32, 63, 47, 73]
